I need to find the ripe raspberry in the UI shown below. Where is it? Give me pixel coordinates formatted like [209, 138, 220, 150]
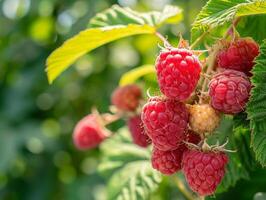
[141, 97, 189, 151]
[127, 115, 151, 148]
[182, 149, 228, 196]
[73, 114, 109, 150]
[217, 38, 259, 75]
[209, 69, 251, 114]
[111, 84, 142, 111]
[152, 130, 200, 175]
[151, 147, 183, 175]
[188, 104, 221, 135]
[155, 48, 201, 101]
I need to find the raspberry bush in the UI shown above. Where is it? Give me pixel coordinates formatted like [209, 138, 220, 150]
[46, 1, 266, 199]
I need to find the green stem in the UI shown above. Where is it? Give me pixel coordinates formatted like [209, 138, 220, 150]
[172, 176, 196, 200]
[155, 32, 172, 47]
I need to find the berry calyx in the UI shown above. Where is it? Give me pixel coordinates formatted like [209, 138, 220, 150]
[182, 149, 228, 196]
[151, 147, 183, 175]
[155, 48, 201, 101]
[188, 104, 221, 136]
[111, 84, 142, 112]
[209, 69, 251, 114]
[216, 37, 259, 75]
[141, 97, 189, 151]
[127, 115, 151, 148]
[73, 114, 110, 150]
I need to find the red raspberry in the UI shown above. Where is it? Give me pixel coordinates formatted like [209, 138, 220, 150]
[73, 114, 109, 150]
[127, 115, 151, 148]
[151, 130, 200, 175]
[217, 38, 259, 75]
[182, 149, 228, 196]
[141, 97, 189, 151]
[155, 48, 201, 101]
[111, 84, 142, 112]
[209, 69, 251, 114]
[151, 147, 183, 175]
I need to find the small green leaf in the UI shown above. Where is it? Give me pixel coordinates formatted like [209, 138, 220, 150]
[191, 0, 266, 42]
[247, 39, 266, 166]
[89, 5, 183, 28]
[98, 128, 151, 177]
[46, 25, 155, 84]
[98, 128, 161, 200]
[107, 161, 161, 200]
[119, 65, 155, 86]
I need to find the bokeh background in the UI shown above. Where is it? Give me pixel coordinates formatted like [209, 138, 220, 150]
[1, 0, 266, 199]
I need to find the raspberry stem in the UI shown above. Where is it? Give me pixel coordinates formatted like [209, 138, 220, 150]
[172, 176, 197, 200]
[155, 32, 172, 48]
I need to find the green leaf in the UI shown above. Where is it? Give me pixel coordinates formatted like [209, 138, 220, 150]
[98, 128, 161, 200]
[46, 5, 183, 84]
[98, 128, 151, 177]
[191, 0, 266, 42]
[107, 161, 161, 200]
[89, 5, 183, 28]
[46, 24, 155, 84]
[247, 39, 266, 166]
[119, 65, 155, 86]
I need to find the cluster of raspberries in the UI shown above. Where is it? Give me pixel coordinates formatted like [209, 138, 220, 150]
[141, 37, 259, 196]
[71, 36, 259, 197]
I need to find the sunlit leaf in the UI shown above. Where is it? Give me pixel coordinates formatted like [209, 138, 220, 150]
[191, 0, 266, 42]
[89, 5, 183, 28]
[46, 25, 155, 83]
[119, 65, 155, 86]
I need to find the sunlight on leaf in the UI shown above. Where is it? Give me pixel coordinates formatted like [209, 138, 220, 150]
[46, 25, 155, 84]
[119, 65, 155, 86]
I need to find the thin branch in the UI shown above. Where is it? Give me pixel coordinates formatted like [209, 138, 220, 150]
[155, 32, 172, 47]
[172, 176, 196, 200]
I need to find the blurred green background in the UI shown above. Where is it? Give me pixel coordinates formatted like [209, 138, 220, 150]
[0, 0, 266, 199]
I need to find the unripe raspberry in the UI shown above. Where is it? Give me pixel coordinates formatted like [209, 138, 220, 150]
[142, 97, 189, 151]
[209, 69, 251, 114]
[182, 149, 228, 196]
[217, 37, 259, 75]
[111, 84, 142, 111]
[188, 104, 221, 135]
[73, 114, 109, 150]
[151, 147, 183, 175]
[127, 115, 151, 148]
[155, 48, 201, 101]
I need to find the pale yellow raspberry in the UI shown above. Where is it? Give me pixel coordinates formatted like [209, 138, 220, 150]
[188, 104, 221, 136]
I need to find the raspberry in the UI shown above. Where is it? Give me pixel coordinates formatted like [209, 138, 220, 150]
[111, 84, 142, 111]
[188, 104, 221, 135]
[141, 97, 189, 151]
[209, 69, 251, 114]
[73, 114, 109, 150]
[182, 149, 228, 196]
[155, 48, 201, 101]
[127, 115, 151, 148]
[217, 38, 259, 75]
[151, 147, 183, 175]
[151, 130, 200, 175]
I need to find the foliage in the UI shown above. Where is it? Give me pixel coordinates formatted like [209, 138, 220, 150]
[46, 5, 183, 83]
[247, 40, 266, 166]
